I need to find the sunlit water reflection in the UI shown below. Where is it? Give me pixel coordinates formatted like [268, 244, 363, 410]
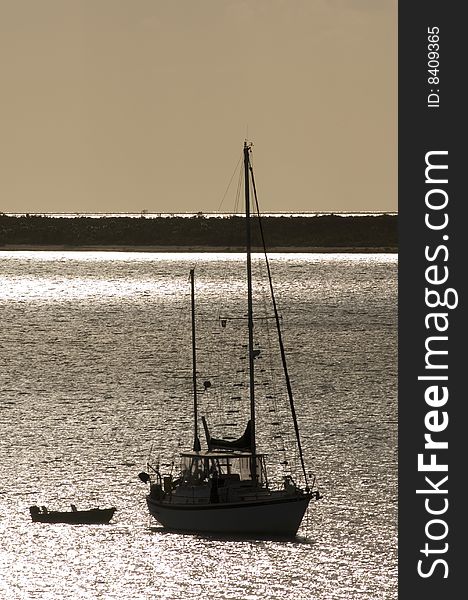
[0, 251, 397, 599]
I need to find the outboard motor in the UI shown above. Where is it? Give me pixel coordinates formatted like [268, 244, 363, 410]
[138, 472, 150, 484]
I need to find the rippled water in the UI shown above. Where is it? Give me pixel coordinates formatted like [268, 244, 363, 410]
[0, 251, 397, 599]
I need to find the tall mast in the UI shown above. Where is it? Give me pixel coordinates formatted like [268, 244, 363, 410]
[244, 142, 257, 473]
[190, 268, 200, 451]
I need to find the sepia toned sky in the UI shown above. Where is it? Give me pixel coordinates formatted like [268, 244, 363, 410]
[1, 0, 396, 214]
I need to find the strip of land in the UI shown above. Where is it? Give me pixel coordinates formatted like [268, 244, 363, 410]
[0, 214, 397, 252]
[1, 244, 396, 253]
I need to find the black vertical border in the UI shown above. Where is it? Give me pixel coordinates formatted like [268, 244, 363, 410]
[399, 2, 465, 597]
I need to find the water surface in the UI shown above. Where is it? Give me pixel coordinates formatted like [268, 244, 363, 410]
[0, 251, 397, 599]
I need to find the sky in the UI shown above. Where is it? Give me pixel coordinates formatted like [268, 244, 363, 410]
[1, 0, 396, 214]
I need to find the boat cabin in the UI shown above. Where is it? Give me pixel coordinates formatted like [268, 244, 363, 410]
[178, 451, 268, 487]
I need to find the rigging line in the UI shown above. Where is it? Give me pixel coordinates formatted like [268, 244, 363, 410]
[252, 218, 290, 480]
[261, 287, 287, 453]
[214, 160, 243, 331]
[216, 153, 243, 213]
[258, 274, 288, 482]
[233, 159, 243, 214]
[248, 158, 310, 492]
[215, 162, 243, 326]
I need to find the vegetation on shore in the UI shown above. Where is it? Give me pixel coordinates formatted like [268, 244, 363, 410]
[0, 214, 397, 249]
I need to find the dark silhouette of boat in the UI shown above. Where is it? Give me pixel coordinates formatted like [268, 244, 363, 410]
[29, 504, 116, 524]
[138, 142, 321, 536]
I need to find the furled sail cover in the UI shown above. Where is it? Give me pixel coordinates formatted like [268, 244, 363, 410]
[202, 417, 252, 451]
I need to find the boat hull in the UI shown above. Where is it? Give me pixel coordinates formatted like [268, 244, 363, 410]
[146, 494, 311, 536]
[30, 507, 116, 524]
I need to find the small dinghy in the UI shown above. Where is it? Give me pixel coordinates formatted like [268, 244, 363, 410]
[29, 504, 116, 524]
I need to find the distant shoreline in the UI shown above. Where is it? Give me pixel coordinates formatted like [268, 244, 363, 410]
[0, 214, 397, 250]
[1, 244, 397, 253]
